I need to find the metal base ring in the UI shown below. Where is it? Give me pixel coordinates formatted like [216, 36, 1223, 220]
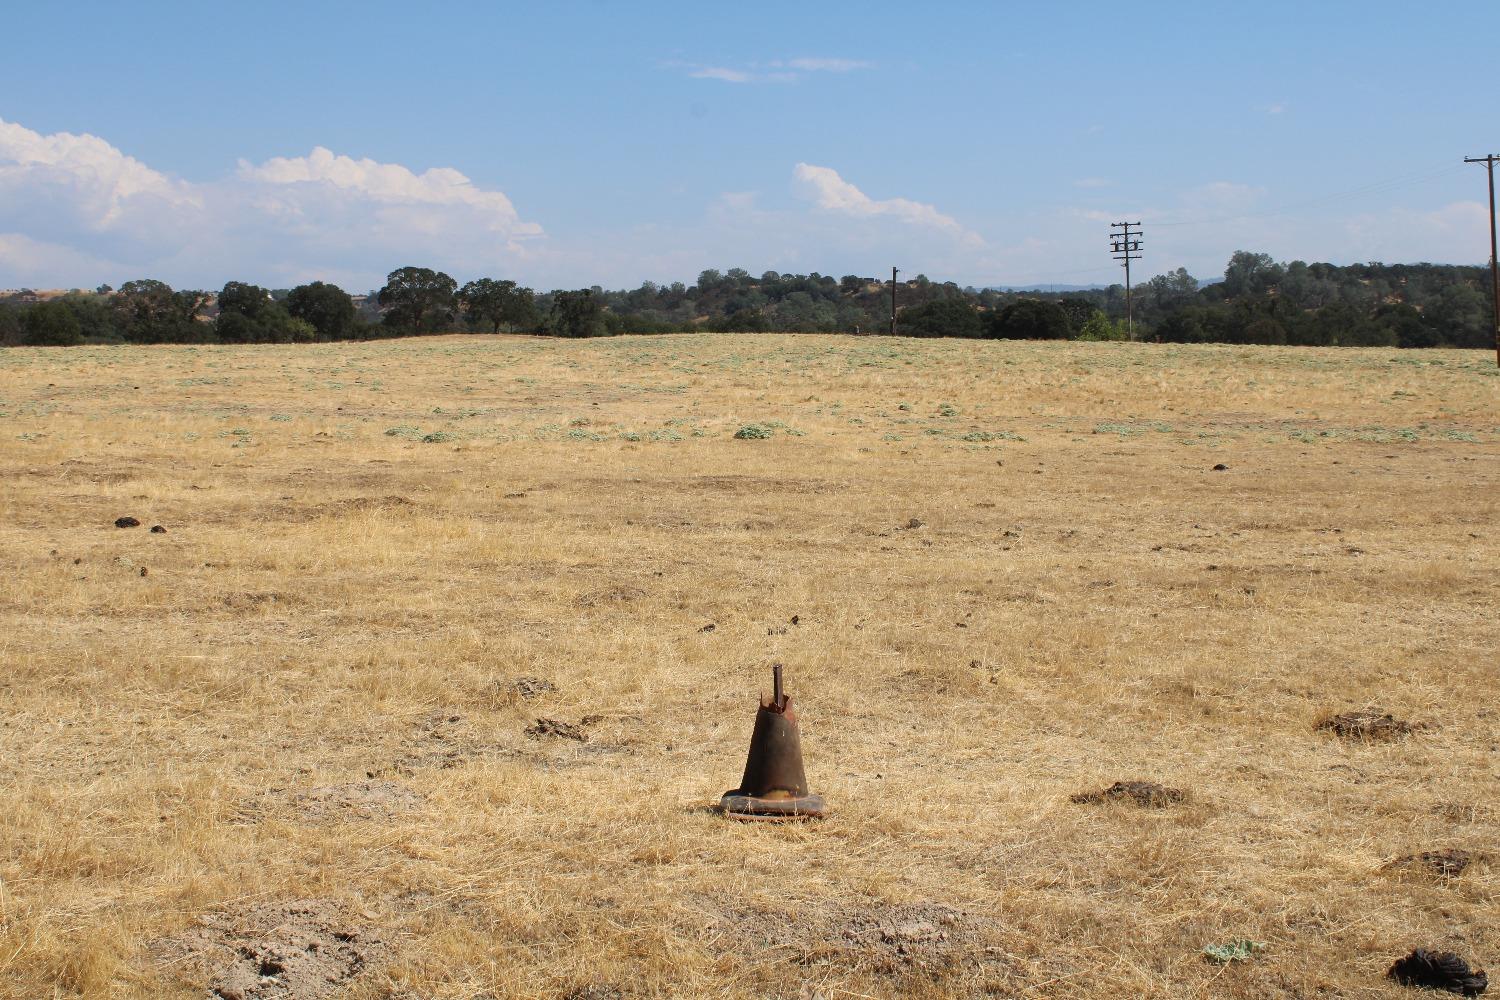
[717, 792, 827, 821]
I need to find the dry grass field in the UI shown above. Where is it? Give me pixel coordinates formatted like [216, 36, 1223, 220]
[1, 333, 1496, 999]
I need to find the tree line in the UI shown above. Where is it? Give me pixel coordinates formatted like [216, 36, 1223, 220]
[1, 252, 1495, 349]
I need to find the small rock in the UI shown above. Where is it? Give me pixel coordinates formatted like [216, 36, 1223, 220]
[1212, 463, 1229, 471]
[698, 623, 716, 633]
[1387, 948, 1488, 995]
[150, 524, 167, 533]
[114, 516, 140, 528]
[139, 567, 148, 577]
[905, 518, 925, 529]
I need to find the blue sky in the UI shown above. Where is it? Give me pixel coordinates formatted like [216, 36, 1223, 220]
[1, 0, 1495, 292]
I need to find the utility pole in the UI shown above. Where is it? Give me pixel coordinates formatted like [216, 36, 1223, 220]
[1110, 222, 1143, 340]
[1464, 154, 1500, 367]
[890, 266, 899, 336]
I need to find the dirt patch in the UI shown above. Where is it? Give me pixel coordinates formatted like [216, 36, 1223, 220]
[837, 902, 1003, 974]
[511, 676, 557, 700]
[1071, 780, 1186, 807]
[701, 897, 1011, 979]
[276, 781, 423, 822]
[526, 718, 591, 742]
[1386, 848, 1481, 878]
[153, 898, 385, 999]
[683, 474, 835, 495]
[1316, 710, 1428, 742]
[393, 711, 475, 772]
[574, 586, 646, 608]
[221, 592, 292, 612]
[326, 495, 412, 513]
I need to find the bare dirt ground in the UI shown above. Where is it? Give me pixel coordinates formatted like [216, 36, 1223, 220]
[0, 334, 1496, 998]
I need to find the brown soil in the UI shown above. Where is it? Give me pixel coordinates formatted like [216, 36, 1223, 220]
[702, 897, 1013, 980]
[1316, 710, 1427, 742]
[153, 898, 386, 999]
[1387, 848, 1480, 878]
[283, 781, 423, 822]
[1071, 781, 1186, 807]
[526, 717, 588, 742]
[511, 676, 557, 699]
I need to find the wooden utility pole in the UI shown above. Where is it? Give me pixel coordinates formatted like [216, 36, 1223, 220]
[1463, 154, 1500, 367]
[890, 266, 899, 336]
[1110, 222, 1143, 341]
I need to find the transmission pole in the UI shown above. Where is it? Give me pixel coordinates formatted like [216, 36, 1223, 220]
[1110, 222, 1143, 340]
[890, 266, 899, 336]
[1464, 154, 1500, 367]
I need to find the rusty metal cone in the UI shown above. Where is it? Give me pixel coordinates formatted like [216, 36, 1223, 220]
[718, 665, 826, 821]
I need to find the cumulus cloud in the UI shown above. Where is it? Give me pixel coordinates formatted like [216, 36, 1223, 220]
[0, 117, 202, 266]
[0, 116, 541, 289]
[792, 163, 979, 244]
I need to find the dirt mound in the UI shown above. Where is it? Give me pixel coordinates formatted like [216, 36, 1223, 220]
[1387, 848, 1480, 878]
[1071, 780, 1185, 807]
[154, 898, 386, 999]
[838, 903, 995, 974]
[1387, 948, 1488, 996]
[526, 717, 589, 742]
[511, 676, 557, 699]
[1316, 710, 1427, 742]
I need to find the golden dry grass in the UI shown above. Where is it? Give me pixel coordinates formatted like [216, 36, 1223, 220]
[0, 334, 1496, 999]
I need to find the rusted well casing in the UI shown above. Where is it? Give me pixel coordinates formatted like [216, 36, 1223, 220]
[735, 695, 810, 798]
[719, 665, 825, 820]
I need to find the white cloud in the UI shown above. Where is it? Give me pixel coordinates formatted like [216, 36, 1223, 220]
[780, 57, 872, 73]
[0, 117, 541, 289]
[0, 233, 121, 288]
[675, 56, 870, 84]
[0, 118, 200, 226]
[1266, 102, 1287, 115]
[792, 163, 980, 245]
[688, 66, 754, 84]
